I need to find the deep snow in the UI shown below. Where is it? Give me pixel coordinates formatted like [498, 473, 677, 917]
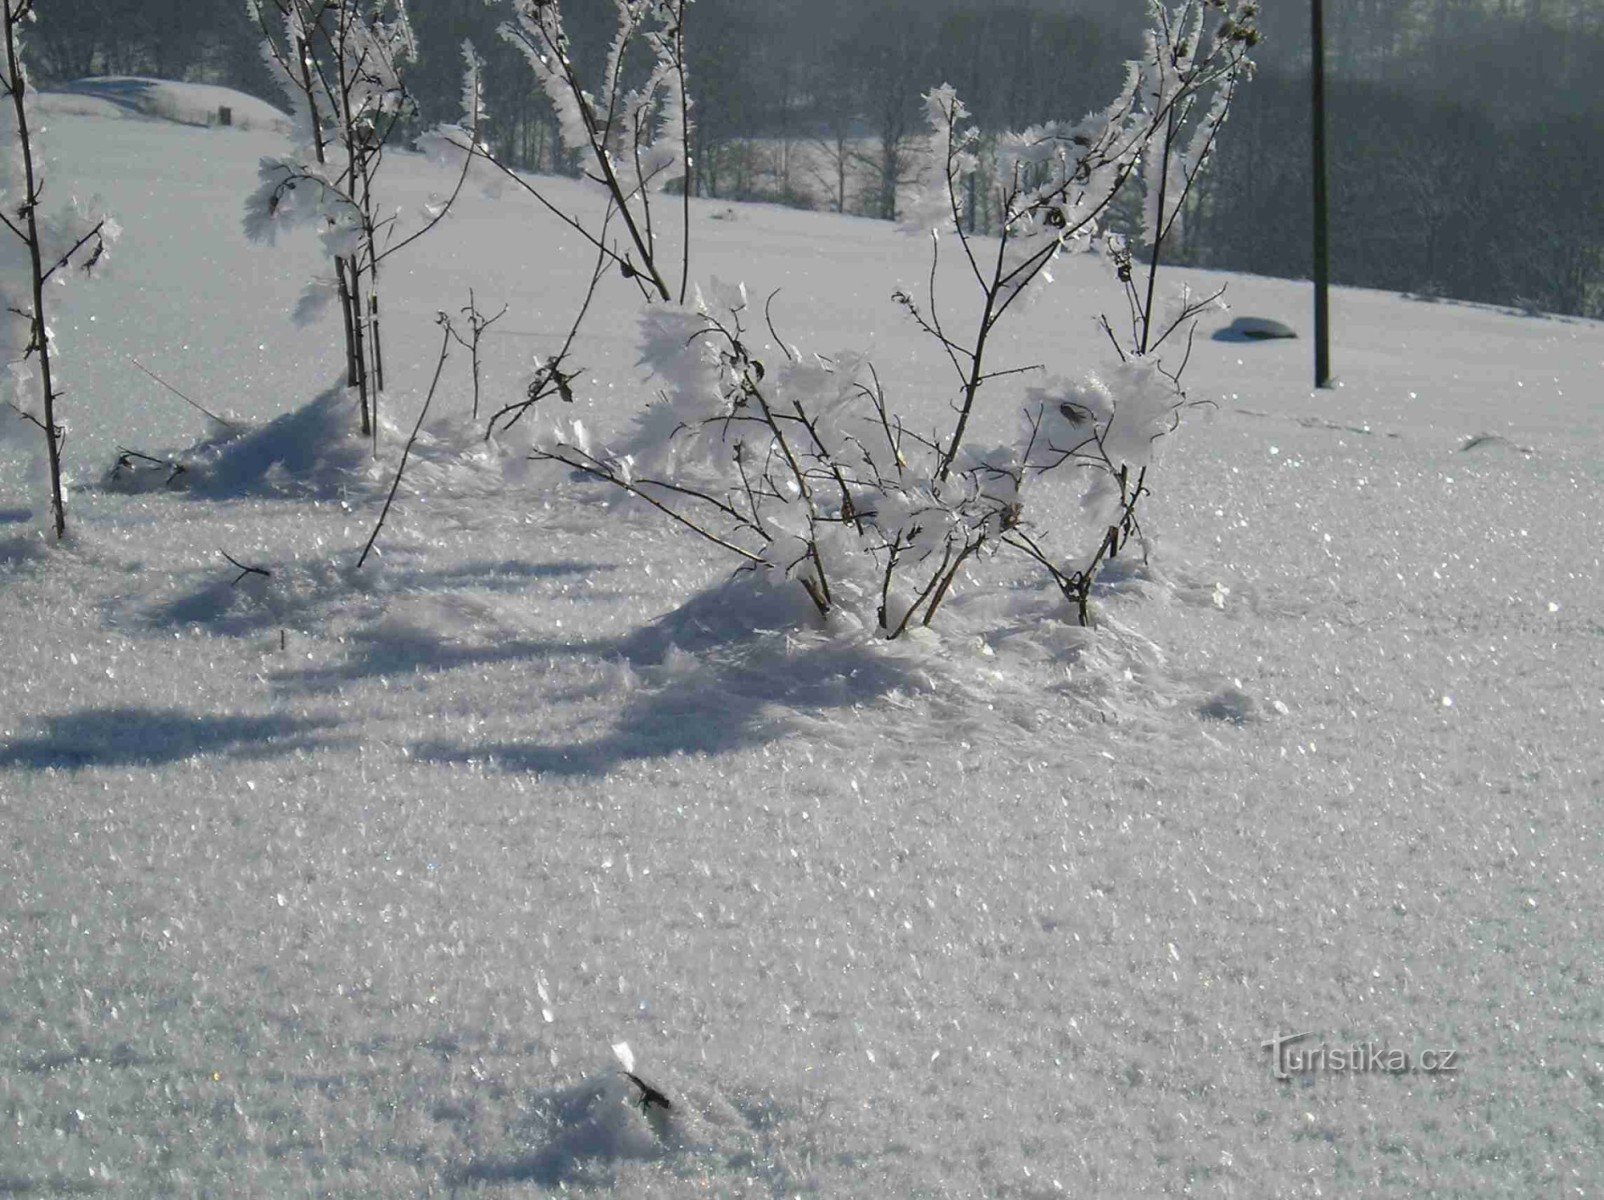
[0, 85, 1601, 1198]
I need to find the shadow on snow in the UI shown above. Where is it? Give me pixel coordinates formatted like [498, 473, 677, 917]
[145, 557, 615, 639]
[402, 577, 938, 776]
[416, 635, 925, 776]
[0, 706, 339, 769]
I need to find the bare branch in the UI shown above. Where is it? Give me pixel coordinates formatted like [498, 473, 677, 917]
[130, 358, 238, 430]
[220, 550, 272, 586]
[357, 319, 453, 569]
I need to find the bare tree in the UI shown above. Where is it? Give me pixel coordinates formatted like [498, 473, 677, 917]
[844, 0, 935, 220]
[807, 124, 856, 215]
[1, 0, 116, 538]
[804, 48, 862, 215]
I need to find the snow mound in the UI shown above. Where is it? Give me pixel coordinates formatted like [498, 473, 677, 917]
[41, 78, 292, 134]
[620, 569, 836, 662]
[1213, 314, 1298, 342]
[395, 410, 511, 499]
[459, 1069, 772, 1191]
[403, 562, 1197, 777]
[105, 382, 379, 500]
[104, 386, 503, 503]
[596, 569, 1185, 757]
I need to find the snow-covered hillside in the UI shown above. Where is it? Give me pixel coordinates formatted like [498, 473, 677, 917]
[1, 82, 1600, 1198]
[39, 77, 293, 134]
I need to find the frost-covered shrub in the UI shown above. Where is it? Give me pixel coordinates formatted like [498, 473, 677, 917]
[243, 1, 484, 441]
[491, 0, 691, 305]
[425, 0, 693, 445]
[0, 0, 118, 539]
[519, 1, 1256, 636]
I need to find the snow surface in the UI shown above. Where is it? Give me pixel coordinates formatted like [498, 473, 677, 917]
[1, 81, 1601, 1197]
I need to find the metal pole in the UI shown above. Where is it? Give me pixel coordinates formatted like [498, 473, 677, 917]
[1312, 0, 1332, 387]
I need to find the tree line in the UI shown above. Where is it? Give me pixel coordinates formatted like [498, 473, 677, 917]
[28, 0, 1604, 317]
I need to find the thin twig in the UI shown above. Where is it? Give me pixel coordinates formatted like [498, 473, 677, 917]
[763, 290, 798, 364]
[357, 319, 453, 569]
[129, 358, 239, 431]
[220, 550, 271, 586]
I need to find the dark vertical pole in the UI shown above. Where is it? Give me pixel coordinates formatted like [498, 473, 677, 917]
[1311, 0, 1332, 387]
[369, 293, 383, 394]
[336, 258, 358, 387]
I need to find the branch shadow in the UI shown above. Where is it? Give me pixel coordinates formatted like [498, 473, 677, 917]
[0, 707, 340, 770]
[0, 531, 50, 573]
[276, 631, 616, 695]
[407, 559, 611, 591]
[411, 578, 932, 777]
[415, 636, 921, 776]
[143, 558, 614, 642]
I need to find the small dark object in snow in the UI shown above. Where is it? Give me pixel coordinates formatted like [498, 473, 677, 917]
[622, 1071, 672, 1113]
[1199, 686, 1258, 724]
[1459, 432, 1534, 455]
[220, 549, 271, 586]
[1214, 316, 1297, 342]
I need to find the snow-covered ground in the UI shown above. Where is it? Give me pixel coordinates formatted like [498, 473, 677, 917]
[1, 85, 1601, 1198]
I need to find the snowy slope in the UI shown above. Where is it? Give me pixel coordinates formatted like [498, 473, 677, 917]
[40, 77, 292, 134]
[1, 82, 1601, 1198]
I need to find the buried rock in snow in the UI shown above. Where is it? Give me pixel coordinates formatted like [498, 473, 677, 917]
[1213, 315, 1297, 342]
[1197, 684, 1260, 724]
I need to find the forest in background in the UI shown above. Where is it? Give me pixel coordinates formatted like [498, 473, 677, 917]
[29, 0, 1604, 317]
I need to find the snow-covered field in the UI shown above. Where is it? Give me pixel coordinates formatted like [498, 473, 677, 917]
[1, 85, 1601, 1197]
